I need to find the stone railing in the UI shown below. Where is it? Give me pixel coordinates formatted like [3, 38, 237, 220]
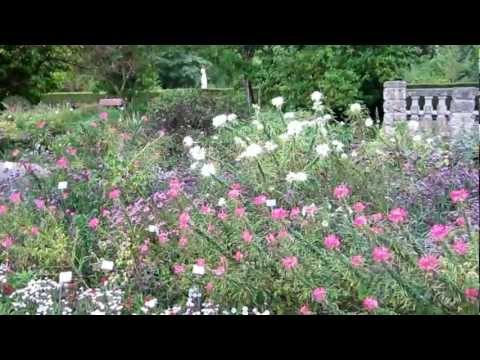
[383, 81, 479, 136]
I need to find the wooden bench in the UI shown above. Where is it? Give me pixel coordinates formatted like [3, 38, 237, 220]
[99, 98, 124, 108]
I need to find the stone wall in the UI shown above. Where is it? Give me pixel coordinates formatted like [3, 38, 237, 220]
[383, 81, 479, 137]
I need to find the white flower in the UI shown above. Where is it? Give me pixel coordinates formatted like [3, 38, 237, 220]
[351, 150, 358, 158]
[101, 260, 114, 272]
[312, 102, 324, 112]
[284, 112, 295, 120]
[91, 310, 106, 315]
[331, 140, 344, 152]
[189, 146, 206, 161]
[144, 298, 158, 309]
[264, 141, 278, 152]
[316, 144, 331, 158]
[238, 143, 264, 160]
[212, 114, 228, 128]
[287, 120, 307, 136]
[192, 265, 205, 276]
[321, 220, 329, 228]
[227, 114, 238, 122]
[340, 153, 348, 160]
[286, 172, 308, 183]
[183, 136, 194, 148]
[271, 96, 284, 109]
[266, 199, 276, 207]
[278, 133, 290, 142]
[190, 162, 200, 170]
[323, 114, 332, 122]
[200, 163, 216, 177]
[242, 306, 249, 315]
[350, 103, 362, 114]
[251, 120, 264, 131]
[58, 181, 68, 190]
[311, 91, 323, 103]
[319, 125, 328, 137]
[365, 118, 374, 127]
[408, 120, 419, 132]
[234, 137, 247, 148]
[217, 198, 227, 207]
[59, 271, 72, 284]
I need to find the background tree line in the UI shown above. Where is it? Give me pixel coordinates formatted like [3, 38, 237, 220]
[1, 45, 478, 118]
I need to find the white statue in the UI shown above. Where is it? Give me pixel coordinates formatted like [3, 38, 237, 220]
[201, 67, 208, 89]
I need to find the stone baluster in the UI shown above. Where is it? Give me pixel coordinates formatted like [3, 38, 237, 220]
[410, 96, 420, 121]
[383, 81, 407, 134]
[436, 96, 448, 136]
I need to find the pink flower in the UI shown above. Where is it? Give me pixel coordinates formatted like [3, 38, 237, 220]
[178, 212, 190, 229]
[277, 228, 289, 240]
[253, 195, 267, 206]
[242, 230, 253, 244]
[450, 189, 469, 203]
[139, 241, 150, 255]
[100, 112, 109, 121]
[0, 205, 8, 215]
[289, 207, 301, 220]
[56, 156, 70, 169]
[173, 264, 185, 275]
[234, 207, 246, 218]
[370, 213, 384, 223]
[200, 204, 214, 215]
[178, 236, 189, 248]
[34, 198, 46, 210]
[352, 202, 366, 213]
[167, 178, 183, 199]
[430, 224, 450, 242]
[88, 217, 100, 230]
[213, 265, 226, 277]
[101, 208, 111, 217]
[299, 304, 313, 315]
[9, 192, 22, 205]
[333, 185, 351, 200]
[272, 208, 289, 220]
[302, 204, 318, 218]
[66, 147, 77, 156]
[312, 287, 327, 303]
[324, 234, 341, 250]
[205, 282, 214, 293]
[362, 297, 379, 312]
[1, 236, 14, 249]
[464, 288, 479, 302]
[31, 226, 40, 237]
[351, 255, 364, 268]
[36, 120, 47, 129]
[418, 255, 441, 273]
[455, 217, 465, 227]
[265, 233, 277, 246]
[370, 226, 384, 235]
[353, 215, 368, 227]
[11, 149, 21, 157]
[234, 250, 244, 262]
[108, 188, 121, 200]
[228, 184, 242, 199]
[196, 258, 206, 267]
[158, 232, 169, 245]
[281, 256, 298, 270]
[372, 246, 393, 264]
[387, 208, 408, 224]
[217, 210, 228, 221]
[451, 239, 469, 256]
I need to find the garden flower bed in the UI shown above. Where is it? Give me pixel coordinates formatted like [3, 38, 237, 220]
[0, 92, 478, 315]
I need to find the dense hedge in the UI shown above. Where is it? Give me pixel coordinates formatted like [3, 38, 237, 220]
[145, 89, 250, 134]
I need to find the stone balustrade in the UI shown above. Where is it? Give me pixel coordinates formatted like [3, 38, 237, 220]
[383, 81, 479, 137]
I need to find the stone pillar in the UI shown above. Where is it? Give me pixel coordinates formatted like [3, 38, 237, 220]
[450, 87, 477, 137]
[383, 81, 407, 134]
[436, 96, 449, 136]
[410, 96, 420, 121]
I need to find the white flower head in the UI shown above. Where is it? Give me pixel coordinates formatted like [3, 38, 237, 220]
[238, 143, 264, 160]
[278, 133, 290, 142]
[350, 103, 362, 114]
[312, 102, 324, 113]
[59, 271, 72, 284]
[192, 265, 205, 276]
[227, 114, 238, 122]
[200, 163, 216, 177]
[365, 118, 374, 127]
[286, 172, 308, 183]
[101, 260, 114, 272]
[286, 120, 306, 137]
[266, 199, 277, 208]
[251, 120, 264, 131]
[217, 198, 227, 207]
[212, 114, 228, 128]
[340, 153, 348, 160]
[144, 298, 158, 309]
[331, 140, 344, 152]
[183, 136, 194, 148]
[284, 112, 295, 120]
[147, 225, 158, 233]
[190, 162, 200, 170]
[234, 137, 247, 148]
[311, 91, 323, 103]
[271, 96, 284, 109]
[316, 144, 331, 158]
[408, 120, 419, 132]
[189, 146, 206, 161]
[264, 141, 278, 152]
[321, 220, 329, 228]
[58, 181, 68, 190]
